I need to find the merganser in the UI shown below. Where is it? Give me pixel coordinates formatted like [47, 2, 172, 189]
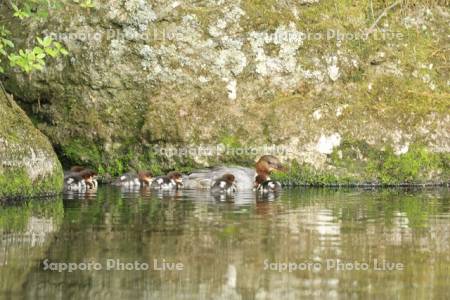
[113, 171, 153, 187]
[64, 173, 88, 191]
[254, 174, 282, 193]
[64, 168, 98, 191]
[151, 171, 183, 190]
[211, 174, 237, 195]
[68, 166, 98, 188]
[183, 155, 285, 191]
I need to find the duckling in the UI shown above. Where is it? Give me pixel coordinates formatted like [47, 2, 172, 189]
[64, 173, 88, 191]
[211, 174, 237, 195]
[151, 171, 183, 190]
[183, 155, 285, 191]
[254, 174, 282, 193]
[64, 169, 97, 191]
[113, 171, 153, 187]
[138, 171, 153, 186]
[81, 169, 98, 189]
[66, 166, 98, 189]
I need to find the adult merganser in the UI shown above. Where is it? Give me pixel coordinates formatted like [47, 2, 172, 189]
[211, 174, 237, 195]
[151, 171, 183, 190]
[113, 171, 153, 187]
[183, 155, 285, 191]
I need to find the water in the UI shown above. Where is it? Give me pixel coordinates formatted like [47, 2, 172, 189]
[1, 187, 449, 299]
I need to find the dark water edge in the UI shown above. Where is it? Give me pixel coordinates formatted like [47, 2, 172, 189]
[1, 186, 449, 299]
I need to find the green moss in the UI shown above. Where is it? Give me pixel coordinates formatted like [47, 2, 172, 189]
[378, 146, 444, 184]
[60, 138, 101, 166]
[0, 91, 63, 200]
[329, 140, 448, 185]
[0, 169, 33, 199]
[241, 0, 295, 31]
[271, 140, 448, 186]
[272, 160, 340, 187]
[0, 166, 63, 200]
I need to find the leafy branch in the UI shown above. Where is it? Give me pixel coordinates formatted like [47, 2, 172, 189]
[0, 0, 94, 75]
[8, 36, 68, 73]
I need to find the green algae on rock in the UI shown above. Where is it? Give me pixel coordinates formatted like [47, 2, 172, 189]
[0, 90, 63, 200]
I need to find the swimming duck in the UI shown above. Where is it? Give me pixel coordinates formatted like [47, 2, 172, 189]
[68, 166, 98, 188]
[211, 174, 237, 195]
[183, 155, 285, 191]
[151, 171, 183, 190]
[113, 171, 153, 187]
[254, 174, 282, 193]
[64, 168, 98, 191]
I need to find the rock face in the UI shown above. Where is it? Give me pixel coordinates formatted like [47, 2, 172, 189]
[3, 1, 449, 184]
[0, 90, 63, 200]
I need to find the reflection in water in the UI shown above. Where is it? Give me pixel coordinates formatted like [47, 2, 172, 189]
[0, 199, 64, 297]
[0, 187, 449, 299]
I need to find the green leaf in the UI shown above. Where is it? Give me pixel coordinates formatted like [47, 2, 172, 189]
[45, 48, 58, 58]
[60, 48, 69, 56]
[33, 47, 44, 54]
[43, 36, 53, 47]
[2, 39, 14, 48]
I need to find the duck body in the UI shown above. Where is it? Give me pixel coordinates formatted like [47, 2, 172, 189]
[210, 174, 237, 195]
[151, 176, 177, 190]
[151, 172, 183, 191]
[71, 167, 98, 188]
[64, 168, 97, 191]
[64, 174, 88, 191]
[113, 171, 153, 187]
[183, 166, 254, 191]
[256, 180, 282, 193]
[112, 172, 140, 187]
[254, 174, 282, 194]
[183, 155, 285, 191]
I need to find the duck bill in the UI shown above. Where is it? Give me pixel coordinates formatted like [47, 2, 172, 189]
[271, 165, 287, 173]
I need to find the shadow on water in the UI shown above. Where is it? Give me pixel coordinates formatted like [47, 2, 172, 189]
[0, 186, 449, 299]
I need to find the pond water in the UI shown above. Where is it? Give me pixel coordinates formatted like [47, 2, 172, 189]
[0, 187, 449, 299]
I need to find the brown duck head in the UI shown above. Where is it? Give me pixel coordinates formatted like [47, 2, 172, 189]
[168, 171, 183, 186]
[138, 171, 154, 185]
[255, 155, 285, 176]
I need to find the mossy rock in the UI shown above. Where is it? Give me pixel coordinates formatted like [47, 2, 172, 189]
[0, 90, 63, 200]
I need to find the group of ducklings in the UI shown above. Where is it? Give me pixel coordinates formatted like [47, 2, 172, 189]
[64, 155, 284, 196]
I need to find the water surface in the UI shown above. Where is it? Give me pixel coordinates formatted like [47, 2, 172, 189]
[1, 187, 449, 299]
